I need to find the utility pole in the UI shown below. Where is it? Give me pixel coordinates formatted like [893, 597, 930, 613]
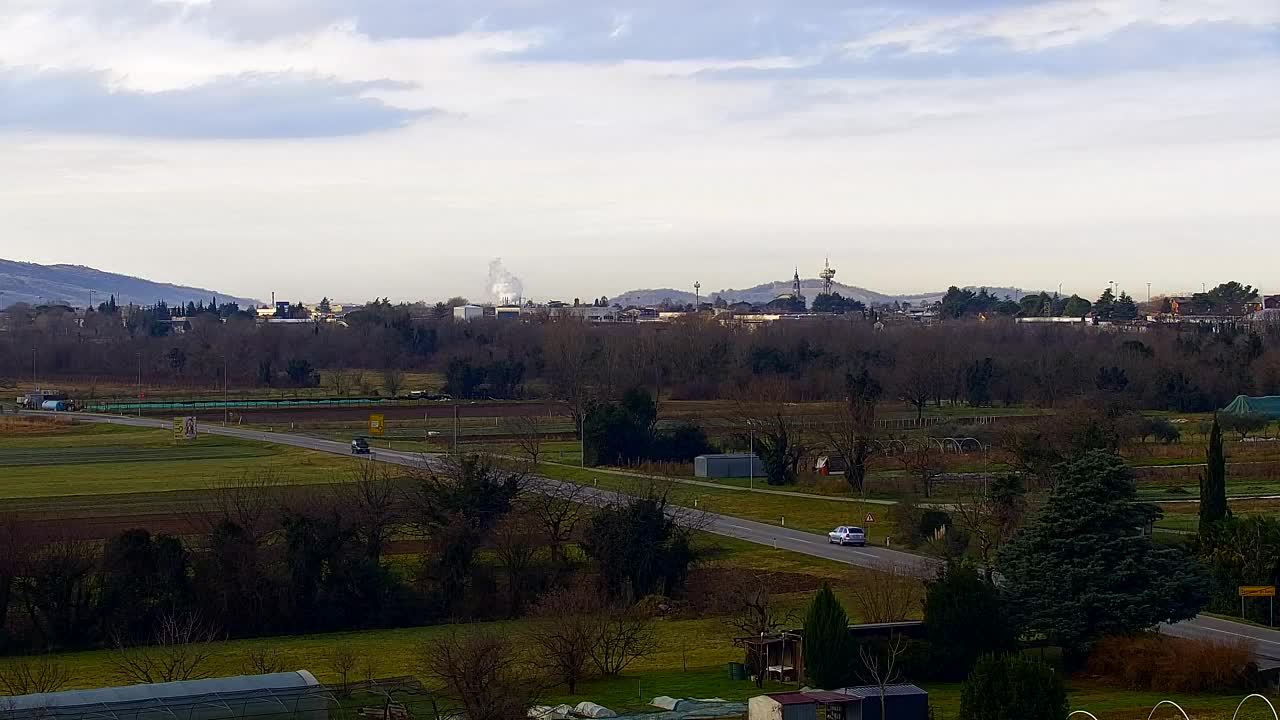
[694, 281, 701, 313]
[32, 345, 36, 390]
[452, 402, 460, 456]
[223, 356, 229, 425]
[136, 351, 142, 417]
[748, 428, 754, 490]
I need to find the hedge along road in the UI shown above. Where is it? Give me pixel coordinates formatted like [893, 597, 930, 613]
[20, 410, 1280, 669]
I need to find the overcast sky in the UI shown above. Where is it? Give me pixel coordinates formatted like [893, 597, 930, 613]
[1, 0, 1277, 303]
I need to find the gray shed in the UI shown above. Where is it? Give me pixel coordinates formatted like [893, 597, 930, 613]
[0, 671, 330, 720]
[838, 685, 929, 720]
[695, 453, 765, 478]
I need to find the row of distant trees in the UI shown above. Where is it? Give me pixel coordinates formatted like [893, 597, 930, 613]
[3, 282, 1279, 414]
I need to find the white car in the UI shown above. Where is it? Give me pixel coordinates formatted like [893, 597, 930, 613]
[828, 526, 867, 547]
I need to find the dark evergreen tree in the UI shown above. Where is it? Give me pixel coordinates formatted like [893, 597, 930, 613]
[998, 451, 1207, 662]
[802, 583, 854, 689]
[922, 561, 1015, 680]
[1200, 415, 1229, 526]
[959, 654, 1067, 720]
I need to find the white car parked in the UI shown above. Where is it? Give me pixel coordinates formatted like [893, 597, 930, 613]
[828, 525, 867, 547]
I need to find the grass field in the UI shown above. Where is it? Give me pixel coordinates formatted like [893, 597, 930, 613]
[0, 421, 356, 500]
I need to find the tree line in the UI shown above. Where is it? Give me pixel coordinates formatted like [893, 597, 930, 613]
[6, 291, 1280, 414]
[0, 458, 701, 660]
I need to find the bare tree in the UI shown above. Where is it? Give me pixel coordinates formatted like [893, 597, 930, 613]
[382, 367, 406, 398]
[333, 461, 401, 563]
[502, 414, 547, 465]
[242, 645, 289, 675]
[544, 321, 594, 439]
[492, 512, 541, 617]
[327, 643, 360, 697]
[193, 470, 283, 546]
[526, 586, 600, 695]
[0, 515, 32, 640]
[723, 577, 795, 688]
[589, 604, 658, 677]
[421, 629, 543, 720]
[847, 562, 925, 624]
[817, 369, 882, 494]
[0, 656, 72, 695]
[950, 475, 1027, 583]
[108, 612, 222, 684]
[329, 369, 356, 397]
[525, 482, 585, 568]
[897, 441, 945, 498]
[734, 402, 812, 486]
[859, 632, 908, 720]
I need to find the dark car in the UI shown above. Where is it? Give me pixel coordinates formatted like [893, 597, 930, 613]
[350, 437, 371, 454]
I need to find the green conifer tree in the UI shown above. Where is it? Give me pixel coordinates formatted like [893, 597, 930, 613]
[802, 583, 854, 689]
[1200, 415, 1229, 526]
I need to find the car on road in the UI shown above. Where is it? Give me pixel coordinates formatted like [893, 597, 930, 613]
[350, 437, 371, 455]
[828, 525, 867, 546]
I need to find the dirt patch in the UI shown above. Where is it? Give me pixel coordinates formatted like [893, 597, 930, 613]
[147, 402, 567, 424]
[0, 416, 75, 434]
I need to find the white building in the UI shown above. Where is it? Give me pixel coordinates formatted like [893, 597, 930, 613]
[453, 304, 484, 322]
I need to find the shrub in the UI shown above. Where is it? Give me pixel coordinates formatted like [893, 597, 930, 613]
[922, 562, 1015, 681]
[959, 654, 1067, 720]
[1085, 634, 1257, 693]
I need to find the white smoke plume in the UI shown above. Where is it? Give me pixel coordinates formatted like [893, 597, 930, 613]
[488, 258, 524, 305]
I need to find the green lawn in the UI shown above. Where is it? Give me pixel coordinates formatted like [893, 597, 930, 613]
[0, 424, 357, 500]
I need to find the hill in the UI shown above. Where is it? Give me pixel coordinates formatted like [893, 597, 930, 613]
[0, 259, 259, 309]
[612, 280, 1030, 309]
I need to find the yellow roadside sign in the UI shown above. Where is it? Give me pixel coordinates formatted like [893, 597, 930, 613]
[368, 414, 385, 435]
[1239, 586, 1276, 597]
[173, 418, 184, 441]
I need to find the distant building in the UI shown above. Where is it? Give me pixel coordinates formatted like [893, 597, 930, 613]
[495, 306, 523, 320]
[453, 305, 483, 322]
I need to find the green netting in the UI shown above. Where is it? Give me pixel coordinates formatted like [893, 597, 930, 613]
[1222, 395, 1280, 418]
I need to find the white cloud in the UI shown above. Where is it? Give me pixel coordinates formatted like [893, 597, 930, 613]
[845, 0, 1280, 54]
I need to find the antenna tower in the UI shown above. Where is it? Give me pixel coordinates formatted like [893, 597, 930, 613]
[820, 258, 837, 295]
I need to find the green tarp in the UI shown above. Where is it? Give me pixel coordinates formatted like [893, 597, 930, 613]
[1222, 395, 1280, 418]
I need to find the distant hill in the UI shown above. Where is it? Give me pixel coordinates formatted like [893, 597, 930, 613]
[612, 280, 1031, 309]
[0, 259, 259, 309]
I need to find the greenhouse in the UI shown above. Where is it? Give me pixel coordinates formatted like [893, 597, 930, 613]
[0, 672, 338, 720]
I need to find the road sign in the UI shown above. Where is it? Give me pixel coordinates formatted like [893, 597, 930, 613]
[172, 418, 183, 440]
[368, 414, 385, 435]
[864, 513, 875, 523]
[1240, 586, 1276, 597]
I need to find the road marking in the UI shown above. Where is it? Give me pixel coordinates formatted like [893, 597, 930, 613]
[1172, 623, 1280, 647]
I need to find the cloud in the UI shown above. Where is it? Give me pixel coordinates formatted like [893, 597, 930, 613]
[0, 67, 429, 138]
[845, 0, 1280, 55]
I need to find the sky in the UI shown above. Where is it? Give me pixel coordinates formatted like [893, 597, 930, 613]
[0, 0, 1277, 304]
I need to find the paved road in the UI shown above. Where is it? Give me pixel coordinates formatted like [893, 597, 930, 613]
[22, 411, 1280, 665]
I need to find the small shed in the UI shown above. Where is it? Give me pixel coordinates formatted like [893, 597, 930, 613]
[748, 692, 861, 720]
[695, 453, 764, 478]
[838, 685, 929, 720]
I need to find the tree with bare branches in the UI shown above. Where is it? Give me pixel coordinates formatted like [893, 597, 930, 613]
[382, 367, 406, 398]
[242, 645, 289, 675]
[588, 604, 658, 677]
[817, 369, 882, 494]
[847, 562, 925, 624]
[421, 629, 543, 720]
[896, 441, 946, 498]
[502, 414, 548, 465]
[327, 643, 361, 697]
[950, 475, 1028, 582]
[492, 512, 542, 617]
[0, 655, 71, 695]
[858, 632, 908, 720]
[723, 577, 796, 688]
[526, 585, 600, 694]
[735, 404, 812, 486]
[334, 462, 401, 564]
[0, 515, 32, 641]
[108, 612, 221, 684]
[525, 482, 585, 570]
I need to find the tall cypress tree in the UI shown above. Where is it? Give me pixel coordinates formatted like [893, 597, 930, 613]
[802, 583, 854, 689]
[1200, 416, 1229, 526]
